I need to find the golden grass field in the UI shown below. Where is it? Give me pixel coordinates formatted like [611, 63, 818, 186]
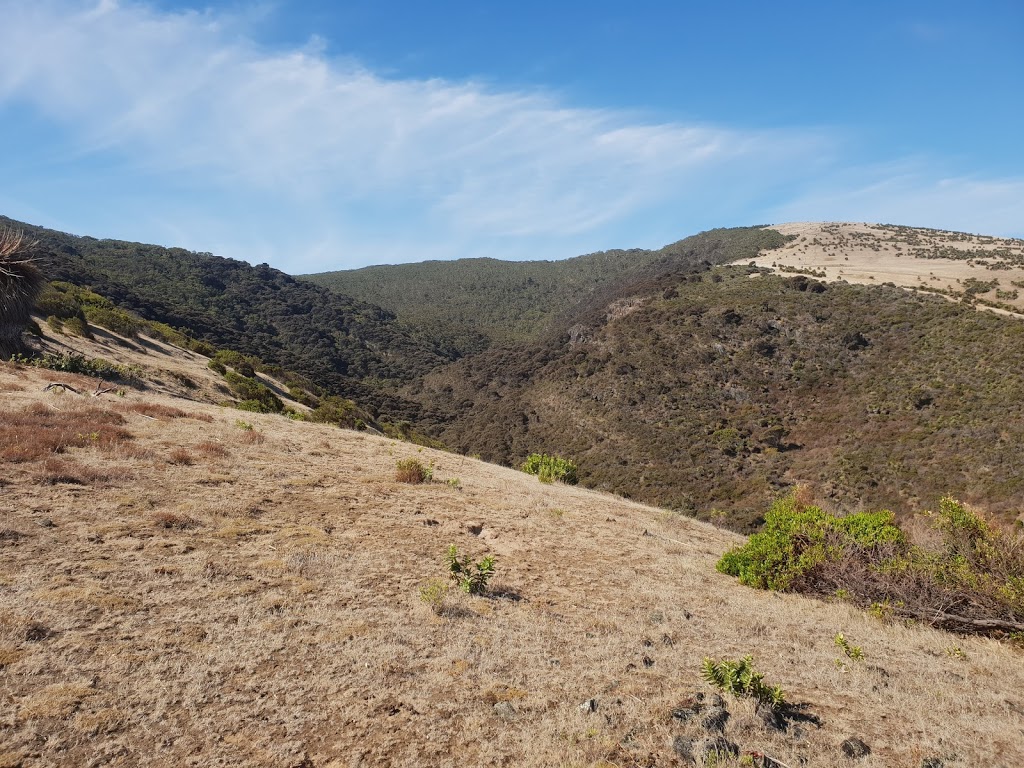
[2, 323, 1024, 767]
[749, 223, 1024, 317]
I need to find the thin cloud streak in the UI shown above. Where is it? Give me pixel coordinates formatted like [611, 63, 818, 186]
[0, 1, 1020, 271]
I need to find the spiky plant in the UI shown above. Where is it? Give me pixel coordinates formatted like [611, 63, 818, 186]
[0, 228, 44, 356]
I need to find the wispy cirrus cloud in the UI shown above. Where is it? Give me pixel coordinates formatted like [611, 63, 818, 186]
[0, 1, 1020, 271]
[765, 161, 1024, 237]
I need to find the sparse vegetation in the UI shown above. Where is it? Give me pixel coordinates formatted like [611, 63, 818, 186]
[0, 402, 132, 462]
[395, 458, 432, 484]
[834, 633, 864, 663]
[445, 545, 496, 595]
[700, 655, 786, 710]
[418, 580, 450, 613]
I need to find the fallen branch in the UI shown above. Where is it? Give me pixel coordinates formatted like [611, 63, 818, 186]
[919, 610, 1024, 634]
[641, 529, 689, 547]
[92, 384, 117, 396]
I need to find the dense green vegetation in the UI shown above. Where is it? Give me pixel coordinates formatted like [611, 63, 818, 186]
[521, 453, 579, 485]
[302, 227, 790, 352]
[718, 491, 1024, 637]
[2, 215, 448, 418]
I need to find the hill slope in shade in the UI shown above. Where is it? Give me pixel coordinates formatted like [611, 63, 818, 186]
[1, 347, 1022, 767]
[412, 265, 1024, 531]
[0, 215, 449, 419]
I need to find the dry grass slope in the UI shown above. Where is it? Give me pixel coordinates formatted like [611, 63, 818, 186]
[1, 354, 1024, 767]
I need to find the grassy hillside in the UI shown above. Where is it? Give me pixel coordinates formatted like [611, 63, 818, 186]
[2, 356, 1022, 767]
[302, 227, 790, 352]
[1, 215, 448, 419]
[414, 265, 1024, 531]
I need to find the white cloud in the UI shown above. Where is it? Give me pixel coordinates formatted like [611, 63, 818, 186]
[0, 0, 837, 268]
[0, 1, 1019, 271]
[765, 162, 1024, 239]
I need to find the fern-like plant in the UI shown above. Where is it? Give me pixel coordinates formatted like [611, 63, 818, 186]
[700, 655, 786, 710]
[445, 545, 496, 595]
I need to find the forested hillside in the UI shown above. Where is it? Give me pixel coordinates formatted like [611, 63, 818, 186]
[412, 265, 1024, 531]
[1, 216, 448, 417]
[12, 212, 1024, 533]
[302, 227, 789, 352]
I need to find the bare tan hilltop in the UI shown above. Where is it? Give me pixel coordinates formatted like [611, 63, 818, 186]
[747, 223, 1024, 317]
[2, 294, 1024, 768]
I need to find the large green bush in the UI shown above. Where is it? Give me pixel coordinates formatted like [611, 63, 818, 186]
[716, 492, 904, 590]
[718, 492, 1024, 637]
[521, 453, 578, 485]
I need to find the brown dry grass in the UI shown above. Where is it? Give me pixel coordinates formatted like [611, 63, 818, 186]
[751, 222, 1024, 316]
[1, 360, 1022, 767]
[0, 402, 131, 462]
[123, 402, 212, 422]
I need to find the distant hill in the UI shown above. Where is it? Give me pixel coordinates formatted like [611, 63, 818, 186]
[12, 212, 1024, 533]
[411, 264, 1024, 531]
[301, 227, 789, 353]
[1, 215, 448, 418]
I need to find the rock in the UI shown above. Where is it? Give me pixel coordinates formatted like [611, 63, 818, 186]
[693, 735, 739, 765]
[672, 736, 693, 762]
[920, 760, 944, 768]
[671, 693, 705, 721]
[37, 518, 54, 528]
[841, 738, 871, 758]
[755, 701, 784, 731]
[579, 698, 597, 713]
[700, 706, 729, 733]
[492, 701, 517, 720]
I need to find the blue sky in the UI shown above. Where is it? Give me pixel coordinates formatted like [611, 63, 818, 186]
[0, 1, 1021, 272]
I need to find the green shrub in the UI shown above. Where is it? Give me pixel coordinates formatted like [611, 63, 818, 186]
[445, 545, 496, 595]
[34, 284, 83, 320]
[62, 315, 91, 338]
[82, 305, 143, 337]
[213, 349, 256, 378]
[700, 655, 786, 710]
[12, 351, 140, 382]
[716, 492, 904, 590]
[720, 492, 1024, 638]
[310, 395, 358, 427]
[223, 370, 283, 413]
[419, 580, 450, 613]
[834, 633, 864, 661]
[521, 453, 578, 484]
